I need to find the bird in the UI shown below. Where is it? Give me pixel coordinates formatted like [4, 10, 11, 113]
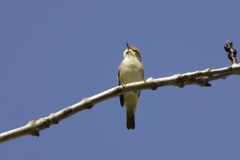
[118, 43, 144, 130]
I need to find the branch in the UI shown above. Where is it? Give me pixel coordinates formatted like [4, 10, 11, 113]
[224, 40, 238, 64]
[0, 41, 239, 143]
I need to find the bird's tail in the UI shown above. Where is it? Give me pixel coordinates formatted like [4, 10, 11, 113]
[126, 111, 135, 130]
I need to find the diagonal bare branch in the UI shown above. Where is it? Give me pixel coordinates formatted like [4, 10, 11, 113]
[0, 63, 240, 143]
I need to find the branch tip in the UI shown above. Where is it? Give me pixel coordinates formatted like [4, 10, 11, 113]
[224, 40, 237, 64]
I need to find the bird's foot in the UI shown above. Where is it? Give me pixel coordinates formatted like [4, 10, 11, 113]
[121, 83, 126, 88]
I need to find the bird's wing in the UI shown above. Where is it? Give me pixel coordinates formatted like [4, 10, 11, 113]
[138, 66, 144, 97]
[118, 69, 124, 107]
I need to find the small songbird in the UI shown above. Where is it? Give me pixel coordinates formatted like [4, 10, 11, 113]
[118, 43, 144, 130]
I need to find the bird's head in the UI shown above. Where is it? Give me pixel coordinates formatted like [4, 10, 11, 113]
[123, 43, 141, 61]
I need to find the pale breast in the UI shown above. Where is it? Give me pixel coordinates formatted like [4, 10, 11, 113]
[119, 58, 144, 84]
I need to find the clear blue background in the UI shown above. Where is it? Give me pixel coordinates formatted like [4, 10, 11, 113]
[0, 1, 240, 159]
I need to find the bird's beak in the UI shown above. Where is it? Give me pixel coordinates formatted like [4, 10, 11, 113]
[126, 43, 130, 49]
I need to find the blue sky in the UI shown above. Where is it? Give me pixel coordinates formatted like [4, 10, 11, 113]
[1, 1, 240, 160]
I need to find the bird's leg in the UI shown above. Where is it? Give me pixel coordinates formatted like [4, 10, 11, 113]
[121, 83, 126, 87]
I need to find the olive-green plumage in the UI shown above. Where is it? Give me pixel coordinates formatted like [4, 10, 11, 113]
[118, 43, 144, 130]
